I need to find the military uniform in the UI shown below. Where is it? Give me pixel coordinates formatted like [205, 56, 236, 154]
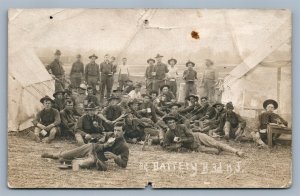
[219, 111, 246, 139]
[70, 60, 84, 88]
[138, 102, 158, 123]
[203, 69, 216, 103]
[46, 59, 65, 91]
[100, 61, 115, 99]
[84, 94, 100, 107]
[191, 104, 216, 121]
[85, 62, 100, 90]
[183, 69, 197, 97]
[60, 108, 78, 135]
[101, 105, 124, 132]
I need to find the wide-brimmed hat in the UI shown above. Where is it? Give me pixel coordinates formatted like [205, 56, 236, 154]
[147, 58, 155, 64]
[149, 90, 159, 96]
[53, 90, 65, 97]
[89, 54, 98, 59]
[186, 60, 195, 67]
[141, 94, 151, 99]
[155, 54, 164, 58]
[86, 86, 93, 90]
[40, 96, 54, 104]
[200, 96, 208, 101]
[205, 59, 214, 66]
[163, 115, 178, 123]
[128, 99, 142, 107]
[84, 103, 98, 110]
[226, 102, 234, 109]
[160, 84, 171, 91]
[79, 83, 87, 90]
[168, 58, 177, 65]
[76, 54, 81, 58]
[185, 94, 199, 101]
[113, 87, 123, 93]
[263, 99, 278, 110]
[212, 102, 224, 108]
[108, 95, 121, 101]
[54, 50, 61, 55]
[169, 102, 182, 108]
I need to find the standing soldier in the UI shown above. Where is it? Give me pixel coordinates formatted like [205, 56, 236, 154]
[70, 54, 84, 89]
[46, 50, 65, 91]
[167, 58, 179, 97]
[183, 60, 197, 98]
[118, 57, 130, 90]
[145, 58, 156, 93]
[202, 59, 216, 103]
[154, 54, 169, 92]
[85, 54, 100, 91]
[100, 54, 115, 100]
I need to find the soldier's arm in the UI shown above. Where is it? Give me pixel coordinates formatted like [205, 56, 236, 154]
[32, 111, 46, 129]
[114, 146, 129, 168]
[180, 125, 194, 144]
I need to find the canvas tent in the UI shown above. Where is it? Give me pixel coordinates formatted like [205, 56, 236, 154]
[8, 9, 292, 131]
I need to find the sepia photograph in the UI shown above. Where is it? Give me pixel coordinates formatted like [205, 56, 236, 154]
[8, 9, 292, 188]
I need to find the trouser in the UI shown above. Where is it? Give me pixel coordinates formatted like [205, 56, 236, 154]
[54, 76, 65, 91]
[185, 81, 196, 98]
[87, 76, 98, 90]
[203, 79, 215, 103]
[223, 121, 244, 139]
[193, 132, 238, 154]
[70, 73, 82, 88]
[100, 74, 113, 99]
[146, 79, 154, 93]
[251, 131, 267, 146]
[33, 127, 59, 143]
[167, 80, 177, 97]
[118, 74, 129, 90]
[60, 126, 75, 137]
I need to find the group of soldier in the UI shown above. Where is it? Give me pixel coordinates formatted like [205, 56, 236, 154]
[32, 50, 289, 171]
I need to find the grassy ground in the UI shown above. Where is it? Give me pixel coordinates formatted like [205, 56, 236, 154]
[8, 129, 292, 189]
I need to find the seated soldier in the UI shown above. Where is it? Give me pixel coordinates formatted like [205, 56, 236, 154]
[84, 86, 99, 107]
[218, 102, 246, 141]
[179, 94, 201, 117]
[252, 99, 288, 148]
[72, 83, 87, 116]
[112, 87, 123, 97]
[98, 95, 126, 132]
[138, 94, 159, 123]
[60, 99, 80, 136]
[123, 79, 135, 94]
[123, 113, 161, 145]
[157, 94, 171, 114]
[41, 122, 129, 171]
[52, 90, 65, 111]
[74, 103, 104, 146]
[206, 102, 226, 136]
[127, 99, 143, 118]
[31, 96, 61, 143]
[191, 96, 216, 122]
[162, 115, 244, 157]
[150, 90, 160, 107]
[159, 84, 175, 102]
[128, 83, 142, 99]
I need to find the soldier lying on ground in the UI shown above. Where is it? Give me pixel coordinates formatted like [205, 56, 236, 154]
[161, 115, 245, 157]
[41, 122, 129, 171]
[30, 96, 61, 143]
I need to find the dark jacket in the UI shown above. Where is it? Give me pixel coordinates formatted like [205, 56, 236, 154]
[32, 108, 61, 127]
[46, 59, 65, 77]
[219, 111, 246, 130]
[70, 61, 84, 75]
[257, 112, 288, 130]
[75, 114, 104, 134]
[85, 62, 100, 80]
[60, 108, 78, 131]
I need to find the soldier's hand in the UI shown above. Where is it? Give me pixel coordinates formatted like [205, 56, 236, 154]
[85, 134, 92, 141]
[104, 152, 117, 159]
[105, 137, 116, 147]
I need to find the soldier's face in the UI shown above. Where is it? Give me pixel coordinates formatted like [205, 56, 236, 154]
[167, 120, 176, 130]
[162, 87, 169, 93]
[216, 105, 223, 112]
[104, 55, 109, 61]
[122, 58, 127, 64]
[87, 109, 96, 116]
[65, 102, 74, 110]
[170, 61, 175, 66]
[201, 99, 208, 105]
[144, 96, 150, 103]
[43, 100, 52, 109]
[56, 93, 64, 99]
[90, 57, 96, 62]
[170, 106, 179, 115]
[87, 89, 93, 95]
[151, 93, 157, 99]
[149, 61, 154, 65]
[110, 99, 119, 105]
[190, 97, 195, 103]
[55, 54, 60, 60]
[125, 114, 133, 125]
[188, 64, 193, 69]
[227, 108, 233, 113]
[114, 126, 124, 138]
[77, 57, 81, 61]
[157, 57, 162, 63]
[266, 104, 275, 112]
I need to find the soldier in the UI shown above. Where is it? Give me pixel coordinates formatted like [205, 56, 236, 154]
[41, 122, 129, 171]
[128, 83, 142, 99]
[123, 79, 135, 94]
[145, 58, 156, 93]
[159, 84, 176, 102]
[118, 57, 130, 90]
[46, 50, 65, 91]
[70, 54, 84, 89]
[72, 83, 87, 116]
[252, 99, 288, 147]
[100, 54, 116, 100]
[179, 95, 201, 117]
[191, 96, 216, 122]
[183, 60, 197, 97]
[150, 90, 160, 107]
[167, 58, 179, 96]
[202, 59, 216, 103]
[84, 86, 99, 107]
[52, 90, 65, 111]
[162, 115, 244, 157]
[127, 99, 143, 118]
[154, 54, 169, 92]
[85, 54, 100, 91]
[74, 103, 104, 146]
[31, 96, 61, 143]
[98, 95, 126, 132]
[219, 102, 247, 141]
[60, 99, 79, 136]
[138, 94, 158, 123]
[205, 102, 227, 136]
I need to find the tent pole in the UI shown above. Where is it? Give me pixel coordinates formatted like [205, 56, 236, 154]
[277, 67, 281, 113]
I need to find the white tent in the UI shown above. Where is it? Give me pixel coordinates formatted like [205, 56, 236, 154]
[8, 49, 55, 131]
[8, 9, 292, 131]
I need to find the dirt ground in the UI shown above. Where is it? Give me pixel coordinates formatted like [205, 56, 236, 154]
[7, 130, 292, 189]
